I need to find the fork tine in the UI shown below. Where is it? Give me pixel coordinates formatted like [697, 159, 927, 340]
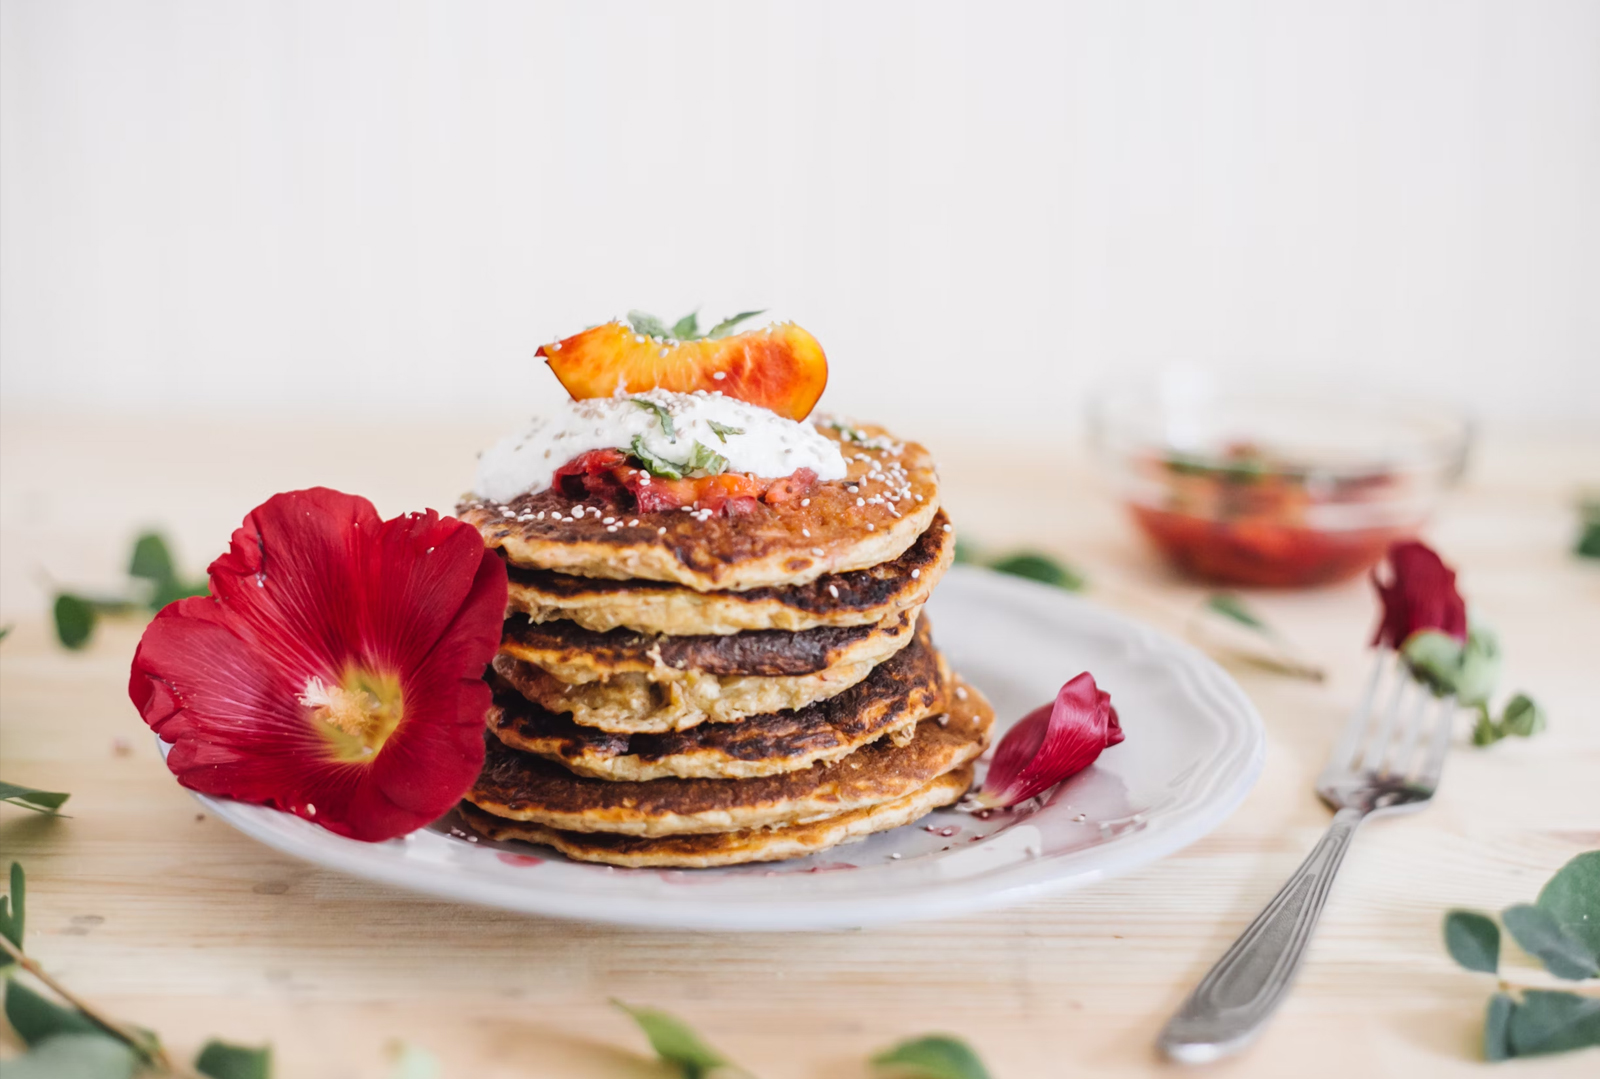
[1414, 693, 1459, 789]
[1327, 651, 1392, 773]
[1379, 676, 1432, 776]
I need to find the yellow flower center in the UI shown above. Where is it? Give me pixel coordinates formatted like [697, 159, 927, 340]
[301, 668, 404, 762]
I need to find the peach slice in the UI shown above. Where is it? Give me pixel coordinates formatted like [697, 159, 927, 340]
[539, 320, 828, 421]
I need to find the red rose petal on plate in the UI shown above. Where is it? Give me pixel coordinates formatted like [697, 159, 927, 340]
[977, 672, 1124, 808]
[1371, 540, 1467, 649]
[129, 487, 507, 842]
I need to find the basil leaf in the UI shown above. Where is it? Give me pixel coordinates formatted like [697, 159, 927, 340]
[1536, 851, 1600, 958]
[0, 862, 23, 959]
[1, 1033, 140, 1079]
[706, 309, 765, 339]
[1204, 593, 1272, 634]
[631, 398, 676, 439]
[630, 436, 684, 480]
[988, 552, 1086, 592]
[0, 781, 71, 815]
[195, 1040, 272, 1079]
[627, 311, 670, 338]
[1484, 993, 1515, 1061]
[4, 980, 100, 1046]
[1444, 910, 1500, 974]
[53, 594, 97, 650]
[1499, 693, 1547, 738]
[612, 1000, 730, 1079]
[1506, 990, 1600, 1057]
[870, 1034, 992, 1079]
[670, 312, 700, 340]
[707, 420, 743, 443]
[1502, 904, 1599, 980]
[683, 441, 728, 478]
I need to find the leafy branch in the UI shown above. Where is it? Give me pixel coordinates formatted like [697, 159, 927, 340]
[1442, 851, 1600, 1060]
[51, 532, 207, 651]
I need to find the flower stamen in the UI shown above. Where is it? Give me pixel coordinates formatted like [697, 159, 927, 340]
[301, 671, 404, 760]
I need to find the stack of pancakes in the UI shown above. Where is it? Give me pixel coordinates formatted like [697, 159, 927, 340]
[454, 421, 993, 867]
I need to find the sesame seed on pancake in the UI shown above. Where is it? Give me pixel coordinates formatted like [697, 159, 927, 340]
[456, 766, 974, 868]
[504, 509, 955, 635]
[457, 421, 939, 592]
[464, 677, 993, 836]
[489, 622, 947, 781]
[498, 605, 919, 685]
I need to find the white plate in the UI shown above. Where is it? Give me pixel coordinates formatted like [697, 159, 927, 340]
[186, 567, 1265, 930]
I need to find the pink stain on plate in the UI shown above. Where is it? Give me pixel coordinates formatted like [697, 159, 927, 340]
[497, 852, 545, 868]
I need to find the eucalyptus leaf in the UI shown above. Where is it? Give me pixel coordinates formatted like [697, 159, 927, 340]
[670, 312, 701, 340]
[53, 594, 96, 650]
[627, 311, 671, 338]
[1, 861, 25, 958]
[0, 625, 11, 641]
[1444, 910, 1500, 974]
[4, 980, 101, 1045]
[988, 552, 1086, 592]
[0, 1032, 140, 1079]
[1536, 851, 1600, 958]
[1204, 593, 1272, 634]
[1483, 993, 1515, 1061]
[612, 1000, 731, 1079]
[1454, 623, 1502, 707]
[1576, 498, 1600, 559]
[1471, 706, 1505, 747]
[1400, 630, 1465, 698]
[1502, 904, 1599, 980]
[952, 539, 978, 565]
[707, 420, 743, 443]
[1500, 694, 1547, 739]
[870, 1034, 992, 1079]
[630, 435, 684, 480]
[150, 577, 209, 610]
[706, 309, 766, 339]
[631, 398, 677, 439]
[128, 533, 177, 587]
[1506, 990, 1600, 1057]
[1, 781, 72, 815]
[195, 1040, 273, 1079]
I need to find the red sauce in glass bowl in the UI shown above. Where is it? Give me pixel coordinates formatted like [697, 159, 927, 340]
[1125, 446, 1414, 587]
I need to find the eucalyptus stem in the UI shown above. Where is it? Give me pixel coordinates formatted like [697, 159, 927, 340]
[0, 933, 202, 1078]
[1495, 978, 1600, 998]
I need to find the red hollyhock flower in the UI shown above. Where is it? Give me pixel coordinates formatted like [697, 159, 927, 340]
[129, 488, 507, 842]
[1371, 540, 1467, 649]
[977, 672, 1124, 808]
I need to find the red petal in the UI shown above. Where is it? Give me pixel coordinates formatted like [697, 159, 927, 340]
[978, 672, 1124, 808]
[1371, 541, 1468, 649]
[129, 488, 508, 842]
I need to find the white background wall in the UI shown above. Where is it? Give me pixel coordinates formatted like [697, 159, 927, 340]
[3, 0, 1598, 441]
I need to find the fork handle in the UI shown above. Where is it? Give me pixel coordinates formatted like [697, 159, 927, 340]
[1157, 806, 1367, 1064]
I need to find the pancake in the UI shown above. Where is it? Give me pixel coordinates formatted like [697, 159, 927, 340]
[498, 605, 919, 685]
[457, 421, 940, 591]
[465, 677, 993, 836]
[489, 624, 947, 780]
[456, 766, 973, 868]
[504, 509, 955, 635]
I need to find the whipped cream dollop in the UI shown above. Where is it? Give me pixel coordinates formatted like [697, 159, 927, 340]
[473, 390, 849, 503]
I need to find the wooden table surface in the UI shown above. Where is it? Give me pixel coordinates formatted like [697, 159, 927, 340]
[2, 412, 1597, 1077]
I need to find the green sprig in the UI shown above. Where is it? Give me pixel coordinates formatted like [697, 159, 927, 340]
[0, 782, 71, 817]
[626, 308, 767, 342]
[613, 1000, 737, 1079]
[870, 1034, 992, 1079]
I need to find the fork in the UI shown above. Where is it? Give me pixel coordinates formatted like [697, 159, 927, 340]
[1156, 650, 1458, 1064]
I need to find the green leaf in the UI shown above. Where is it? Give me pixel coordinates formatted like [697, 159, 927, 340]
[988, 552, 1086, 592]
[870, 1034, 992, 1079]
[1444, 910, 1500, 973]
[627, 311, 671, 338]
[631, 398, 677, 439]
[387, 1042, 441, 1079]
[952, 539, 978, 565]
[706, 309, 766, 339]
[706, 420, 743, 443]
[1537, 851, 1600, 958]
[1, 781, 72, 815]
[629, 435, 684, 480]
[1499, 693, 1547, 739]
[613, 1000, 731, 1079]
[0, 625, 10, 642]
[1576, 498, 1600, 559]
[683, 441, 728, 478]
[670, 311, 701, 340]
[0, 1033, 140, 1079]
[1454, 622, 1502, 707]
[1484, 992, 1515, 1061]
[1506, 990, 1600, 1057]
[1502, 904, 1599, 980]
[195, 1040, 272, 1079]
[4, 980, 101, 1045]
[1, 861, 25, 959]
[824, 418, 867, 443]
[149, 577, 208, 610]
[127, 533, 177, 587]
[53, 594, 97, 650]
[1471, 704, 1505, 747]
[1204, 593, 1272, 634]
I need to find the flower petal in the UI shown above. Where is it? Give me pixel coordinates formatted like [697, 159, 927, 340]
[1371, 540, 1468, 649]
[979, 672, 1124, 807]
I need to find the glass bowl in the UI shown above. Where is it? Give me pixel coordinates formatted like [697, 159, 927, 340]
[1087, 370, 1472, 588]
